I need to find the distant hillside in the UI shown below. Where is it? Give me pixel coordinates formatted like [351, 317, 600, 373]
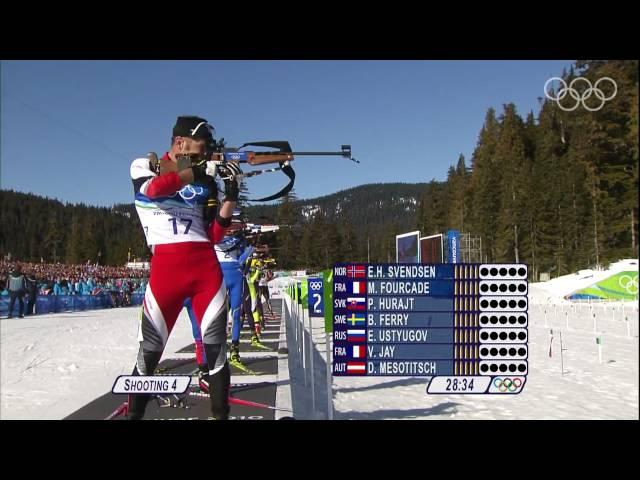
[245, 182, 427, 236]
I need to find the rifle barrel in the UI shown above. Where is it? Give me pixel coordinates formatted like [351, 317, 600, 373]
[288, 151, 347, 156]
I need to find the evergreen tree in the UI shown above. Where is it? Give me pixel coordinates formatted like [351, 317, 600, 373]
[65, 212, 81, 264]
[494, 103, 529, 263]
[468, 108, 502, 261]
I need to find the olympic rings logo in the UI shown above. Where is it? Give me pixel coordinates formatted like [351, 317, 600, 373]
[544, 77, 617, 112]
[309, 281, 323, 291]
[493, 377, 523, 392]
[618, 274, 639, 295]
[177, 185, 204, 201]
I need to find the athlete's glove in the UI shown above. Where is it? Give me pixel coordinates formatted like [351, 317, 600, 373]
[217, 162, 243, 202]
[191, 160, 218, 185]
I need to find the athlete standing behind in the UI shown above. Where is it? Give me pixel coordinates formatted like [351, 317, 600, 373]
[259, 267, 274, 317]
[128, 115, 241, 420]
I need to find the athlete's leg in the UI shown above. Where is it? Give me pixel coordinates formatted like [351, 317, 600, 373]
[223, 267, 246, 366]
[128, 264, 185, 420]
[223, 267, 244, 344]
[254, 281, 264, 326]
[248, 278, 262, 335]
[191, 254, 230, 420]
[261, 285, 273, 316]
[184, 298, 207, 366]
[241, 277, 256, 334]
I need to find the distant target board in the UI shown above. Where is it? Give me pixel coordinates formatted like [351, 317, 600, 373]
[396, 231, 421, 263]
[420, 234, 443, 264]
[331, 263, 529, 395]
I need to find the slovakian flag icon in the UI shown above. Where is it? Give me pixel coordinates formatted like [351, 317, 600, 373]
[346, 297, 366, 311]
[352, 345, 366, 358]
[347, 329, 366, 342]
[351, 281, 366, 294]
[346, 362, 366, 374]
[346, 265, 366, 278]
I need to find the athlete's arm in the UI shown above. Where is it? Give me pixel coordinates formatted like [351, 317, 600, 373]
[239, 245, 255, 265]
[209, 200, 236, 244]
[209, 164, 241, 243]
[130, 157, 213, 199]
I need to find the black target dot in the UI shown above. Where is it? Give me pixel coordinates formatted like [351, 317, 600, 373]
[490, 316, 498, 324]
[481, 364, 488, 372]
[490, 268, 498, 276]
[518, 332, 527, 340]
[499, 268, 507, 276]
[499, 348, 507, 356]
[500, 300, 508, 308]
[499, 332, 507, 340]
[490, 332, 498, 340]
[509, 364, 517, 372]
[518, 364, 526, 372]
[499, 364, 507, 372]
[499, 284, 507, 292]
[481, 284, 488, 292]
[509, 332, 517, 340]
[481, 300, 488, 308]
[481, 332, 488, 340]
[481, 348, 488, 355]
[518, 268, 526, 276]
[490, 348, 498, 355]
[490, 364, 498, 372]
[518, 284, 526, 292]
[509, 316, 517, 324]
[518, 316, 527, 324]
[509, 348, 517, 356]
[481, 317, 488, 324]
[509, 300, 516, 308]
[499, 316, 507, 324]
[518, 348, 526, 356]
[509, 268, 517, 276]
[490, 300, 498, 308]
[490, 284, 498, 292]
[481, 268, 488, 276]
[518, 300, 526, 308]
[509, 284, 517, 292]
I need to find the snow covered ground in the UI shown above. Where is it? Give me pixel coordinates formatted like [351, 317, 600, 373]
[0, 307, 195, 420]
[529, 259, 638, 303]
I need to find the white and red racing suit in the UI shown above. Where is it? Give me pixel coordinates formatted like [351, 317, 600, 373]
[128, 153, 230, 419]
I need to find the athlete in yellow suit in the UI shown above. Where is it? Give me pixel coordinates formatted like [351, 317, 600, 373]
[247, 258, 264, 333]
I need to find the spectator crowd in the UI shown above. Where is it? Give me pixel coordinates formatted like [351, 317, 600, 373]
[1, 259, 149, 317]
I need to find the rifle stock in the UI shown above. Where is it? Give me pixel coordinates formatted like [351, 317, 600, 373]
[247, 153, 294, 166]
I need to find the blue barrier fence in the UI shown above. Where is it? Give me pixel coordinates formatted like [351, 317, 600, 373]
[0, 293, 145, 317]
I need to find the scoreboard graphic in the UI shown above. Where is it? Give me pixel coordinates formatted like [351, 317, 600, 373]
[331, 263, 529, 394]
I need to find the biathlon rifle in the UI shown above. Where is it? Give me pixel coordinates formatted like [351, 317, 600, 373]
[209, 140, 358, 202]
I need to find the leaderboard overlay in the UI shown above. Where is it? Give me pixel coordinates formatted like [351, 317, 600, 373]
[331, 263, 529, 394]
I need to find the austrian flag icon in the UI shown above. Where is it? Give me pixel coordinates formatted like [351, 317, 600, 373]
[346, 362, 366, 374]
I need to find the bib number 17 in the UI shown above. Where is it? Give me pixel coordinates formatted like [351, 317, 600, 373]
[169, 218, 192, 235]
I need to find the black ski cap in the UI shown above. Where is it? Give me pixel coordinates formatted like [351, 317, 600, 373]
[172, 116, 215, 141]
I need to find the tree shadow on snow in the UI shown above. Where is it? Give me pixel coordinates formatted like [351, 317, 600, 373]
[337, 401, 461, 420]
[333, 377, 428, 394]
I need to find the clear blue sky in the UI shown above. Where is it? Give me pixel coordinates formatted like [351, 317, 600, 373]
[1, 60, 573, 206]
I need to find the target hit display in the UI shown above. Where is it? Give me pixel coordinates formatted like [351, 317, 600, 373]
[331, 263, 529, 394]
